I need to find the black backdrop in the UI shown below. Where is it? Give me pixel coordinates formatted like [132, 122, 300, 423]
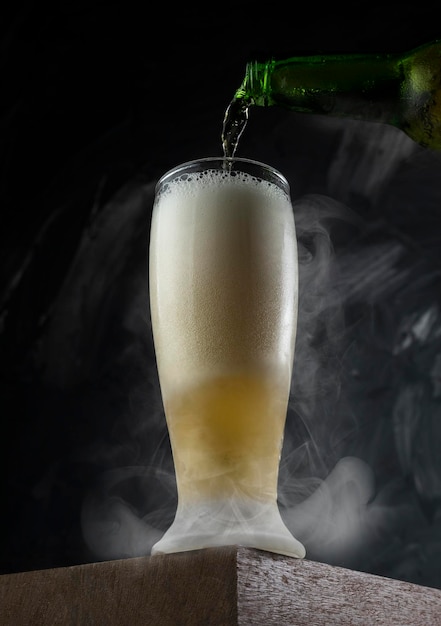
[2, 3, 441, 590]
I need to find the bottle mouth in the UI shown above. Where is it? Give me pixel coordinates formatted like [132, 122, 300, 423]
[156, 156, 290, 194]
[236, 59, 274, 107]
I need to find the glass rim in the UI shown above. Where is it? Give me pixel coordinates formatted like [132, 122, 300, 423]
[155, 156, 290, 194]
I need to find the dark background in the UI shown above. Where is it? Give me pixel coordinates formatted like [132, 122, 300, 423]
[2, 3, 441, 591]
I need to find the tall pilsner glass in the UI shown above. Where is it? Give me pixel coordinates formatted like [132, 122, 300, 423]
[149, 157, 306, 558]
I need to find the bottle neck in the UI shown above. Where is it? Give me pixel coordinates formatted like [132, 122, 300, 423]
[238, 52, 404, 124]
[235, 60, 275, 106]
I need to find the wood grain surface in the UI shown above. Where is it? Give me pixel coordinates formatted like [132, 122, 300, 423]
[1, 546, 440, 625]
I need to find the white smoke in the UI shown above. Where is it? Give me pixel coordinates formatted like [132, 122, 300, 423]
[27, 113, 441, 588]
[77, 184, 388, 568]
[81, 467, 174, 560]
[282, 456, 375, 563]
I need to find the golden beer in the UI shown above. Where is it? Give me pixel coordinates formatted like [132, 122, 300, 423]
[149, 157, 305, 557]
[166, 372, 288, 502]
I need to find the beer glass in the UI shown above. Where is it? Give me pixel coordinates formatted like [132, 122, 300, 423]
[149, 156, 305, 558]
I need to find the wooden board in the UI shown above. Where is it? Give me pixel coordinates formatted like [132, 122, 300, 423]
[236, 549, 441, 625]
[1, 546, 440, 625]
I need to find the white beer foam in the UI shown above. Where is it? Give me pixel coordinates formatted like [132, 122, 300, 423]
[149, 167, 298, 391]
[157, 168, 290, 201]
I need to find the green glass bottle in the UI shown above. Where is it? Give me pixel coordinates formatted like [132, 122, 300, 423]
[222, 40, 441, 156]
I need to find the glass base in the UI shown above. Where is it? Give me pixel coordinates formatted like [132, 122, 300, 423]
[151, 497, 306, 558]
